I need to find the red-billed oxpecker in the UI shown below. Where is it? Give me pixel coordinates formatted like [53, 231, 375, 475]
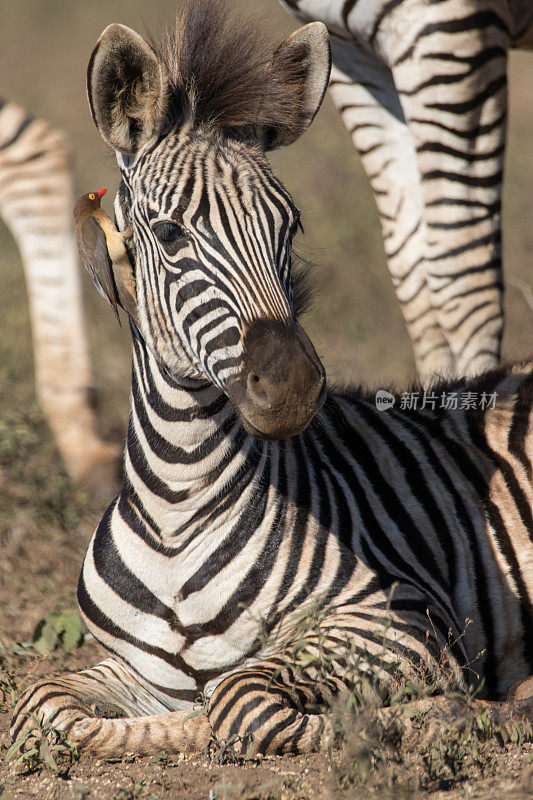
[73, 188, 136, 322]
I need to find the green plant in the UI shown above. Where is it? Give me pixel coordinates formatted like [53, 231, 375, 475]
[185, 689, 210, 722]
[5, 711, 79, 776]
[206, 733, 253, 765]
[422, 708, 533, 788]
[32, 609, 85, 655]
[0, 635, 38, 712]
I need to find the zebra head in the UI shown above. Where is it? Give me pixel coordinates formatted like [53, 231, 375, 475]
[87, 0, 331, 440]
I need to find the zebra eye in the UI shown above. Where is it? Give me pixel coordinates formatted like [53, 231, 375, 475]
[154, 222, 185, 245]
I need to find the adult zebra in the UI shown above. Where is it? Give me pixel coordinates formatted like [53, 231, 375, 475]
[11, 0, 533, 758]
[0, 99, 118, 487]
[280, 0, 533, 385]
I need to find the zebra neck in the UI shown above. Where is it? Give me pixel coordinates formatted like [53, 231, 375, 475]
[122, 327, 266, 543]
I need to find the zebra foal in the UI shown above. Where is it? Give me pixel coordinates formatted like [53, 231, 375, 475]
[281, 0, 533, 385]
[11, 0, 533, 758]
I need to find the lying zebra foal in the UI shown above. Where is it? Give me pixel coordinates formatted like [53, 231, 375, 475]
[11, 0, 533, 758]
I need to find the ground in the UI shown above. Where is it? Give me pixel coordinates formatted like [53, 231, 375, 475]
[1, 1, 533, 798]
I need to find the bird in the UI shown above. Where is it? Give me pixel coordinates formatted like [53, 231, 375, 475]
[73, 188, 136, 322]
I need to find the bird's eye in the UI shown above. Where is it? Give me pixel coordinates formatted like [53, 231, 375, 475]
[154, 222, 185, 245]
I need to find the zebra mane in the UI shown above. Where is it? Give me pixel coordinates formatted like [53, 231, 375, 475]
[291, 251, 315, 320]
[153, 0, 308, 136]
[329, 358, 526, 407]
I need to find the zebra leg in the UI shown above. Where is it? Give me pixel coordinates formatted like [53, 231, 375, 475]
[72, 671, 330, 758]
[327, 39, 454, 386]
[207, 662, 334, 756]
[10, 657, 210, 756]
[0, 100, 119, 490]
[383, 0, 509, 378]
[10, 598, 470, 760]
[11, 657, 325, 758]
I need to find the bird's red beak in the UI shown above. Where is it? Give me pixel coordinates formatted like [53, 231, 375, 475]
[97, 188, 107, 199]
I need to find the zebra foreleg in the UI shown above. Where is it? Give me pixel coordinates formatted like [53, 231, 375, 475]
[66, 710, 211, 757]
[207, 662, 336, 756]
[11, 657, 334, 758]
[10, 657, 204, 755]
[70, 692, 328, 758]
[385, 0, 509, 378]
[327, 39, 455, 386]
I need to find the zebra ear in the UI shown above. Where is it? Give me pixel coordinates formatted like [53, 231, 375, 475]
[262, 22, 331, 150]
[87, 24, 167, 155]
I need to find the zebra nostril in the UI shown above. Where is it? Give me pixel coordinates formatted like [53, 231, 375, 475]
[247, 373, 271, 410]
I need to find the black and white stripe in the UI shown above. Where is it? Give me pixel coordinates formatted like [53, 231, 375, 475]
[280, 0, 533, 384]
[116, 131, 296, 391]
[12, 325, 533, 755]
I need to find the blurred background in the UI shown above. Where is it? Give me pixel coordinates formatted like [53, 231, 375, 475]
[1, 0, 532, 447]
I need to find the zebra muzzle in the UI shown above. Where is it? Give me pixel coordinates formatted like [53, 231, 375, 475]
[226, 319, 326, 440]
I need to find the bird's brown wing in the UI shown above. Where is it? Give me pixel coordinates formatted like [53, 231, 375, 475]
[75, 215, 120, 321]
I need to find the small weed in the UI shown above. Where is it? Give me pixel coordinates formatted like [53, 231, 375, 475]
[423, 709, 533, 787]
[0, 635, 40, 711]
[206, 733, 254, 765]
[185, 689, 210, 721]
[5, 711, 79, 776]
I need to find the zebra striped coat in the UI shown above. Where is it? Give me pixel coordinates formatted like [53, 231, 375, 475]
[11, 1, 533, 758]
[0, 99, 117, 487]
[281, 0, 533, 385]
